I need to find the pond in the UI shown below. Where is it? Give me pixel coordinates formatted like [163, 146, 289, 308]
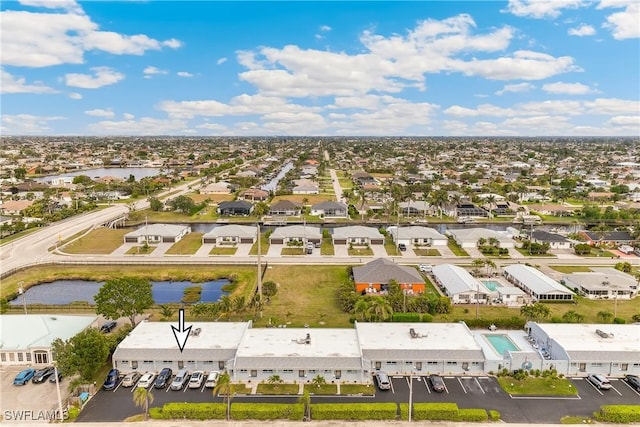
[10, 279, 230, 305]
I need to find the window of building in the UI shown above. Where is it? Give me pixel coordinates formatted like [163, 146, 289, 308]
[335, 370, 342, 379]
[219, 361, 225, 370]
[132, 361, 138, 369]
[375, 361, 381, 370]
[0, 353, 6, 362]
[17, 353, 23, 362]
[427, 361, 438, 365]
[283, 369, 293, 373]
[416, 362, 422, 371]
[262, 369, 274, 373]
[446, 361, 457, 365]
[299, 370, 305, 378]
[621, 364, 628, 371]
[25, 353, 31, 362]
[250, 370, 257, 377]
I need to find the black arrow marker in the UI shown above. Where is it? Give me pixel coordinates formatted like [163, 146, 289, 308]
[171, 308, 192, 352]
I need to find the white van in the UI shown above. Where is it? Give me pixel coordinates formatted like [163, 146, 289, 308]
[587, 374, 612, 390]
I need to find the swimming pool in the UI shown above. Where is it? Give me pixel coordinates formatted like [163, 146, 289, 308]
[485, 334, 520, 355]
[482, 280, 502, 291]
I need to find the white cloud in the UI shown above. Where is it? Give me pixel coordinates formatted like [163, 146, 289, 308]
[319, 25, 332, 32]
[0, 6, 182, 67]
[0, 113, 65, 134]
[18, 0, 83, 13]
[64, 66, 124, 89]
[583, 98, 640, 114]
[568, 24, 596, 36]
[606, 115, 640, 126]
[87, 117, 188, 135]
[177, 71, 193, 77]
[504, 0, 589, 18]
[216, 57, 228, 65]
[143, 66, 168, 78]
[84, 108, 114, 118]
[123, 113, 135, 120]
[598, 0, 640, 40]
[542, 81, 595, 94]
[1, 68, 57, 94]
[495, 82, 535, 95]
[68, 92, 82, 99]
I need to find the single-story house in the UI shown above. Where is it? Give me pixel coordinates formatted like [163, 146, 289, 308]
[269, 200, 302, 216]
[530, 230, 572, 249]
[0, 200, 34, 215]
[495, 286, 528, 306]
[218, 200, 253, 216]
[202, 225, 258, 245]
[353, 258, 425, 294]
[0, 315, 97, 366]
[431, 264, 491, 304]
[201, 182, 233, 194]
[399, 201, 430, 216]
[447, 228, 515, 249]
[580, 231, 636, 246]
[388, 226, 448, 247]
[124, 224, 191, 244]
[292, 184, 320, 194]
[562, 268, 638, 300]
[268, 225, 322, 245]
[332, 226, 384, 245]
[310, 201, 348, 218]
[239, 188, 269, 201]
[503, 264, 574, 301]
[455, 203, 489, 218]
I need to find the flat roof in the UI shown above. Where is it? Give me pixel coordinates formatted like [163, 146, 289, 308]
[432, 264, 491, 295]
[356, 322, 481, 351]
[535, 323, 640, 353]
[0, 314, 97, 350]
[504, 264, 574, 296]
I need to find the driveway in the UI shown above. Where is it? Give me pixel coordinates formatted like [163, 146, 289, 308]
[371, 245, 387, 258]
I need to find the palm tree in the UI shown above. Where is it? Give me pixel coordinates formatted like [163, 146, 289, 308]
[430, 189, 449, 219]
[353, 299, 371, 322]
[299, 389, 311, 421]
[471, 259, 485, 277]
[484, 259, 497, 277]
[218, 295, 232, 318]
[133, 386, 154, 421]
[159, 304, 175, 321]
[485, 194, 496, 218]
[267, 374, 283, 384]
[213, 372, 232, 421]
[312, 374, 326, 388]
[366, 296, 393, 322]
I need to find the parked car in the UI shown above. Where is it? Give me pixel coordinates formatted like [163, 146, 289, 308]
[102, 368, 120, 390]
[13, 368, 36, 386]
[154, 368, 173, 389]
[428, 375, 446, 392]
[137, 373, 156, 389]
[418, 264, 433, 273]
[204, 371, 220, 388]
[121, 372, 142, 388]
[188, 371, 205, 389]
[32, 367, 56, 383]
[587, 373, 612, 390]
[170, 368, 190, 391]
[100, 321, 117, 333]
[306, 243, 314, 254]
[374, 371, 391, 390]
[398, 243, 407, 251]
[48, 371, 63, 383]
[624, 374, 640, 392]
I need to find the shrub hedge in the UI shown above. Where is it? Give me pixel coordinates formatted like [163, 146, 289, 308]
[392, 312, 421, 322]
[412, 403, 459, 421]
[231, 403, 303, 420]
[458, 408, 489, 422]
[149, 403, 226, 420]
[310, 403, 398, 420]
[459, 316, 525, 329]
[594, 405, 640, 423]
[489, 409, 501, 421]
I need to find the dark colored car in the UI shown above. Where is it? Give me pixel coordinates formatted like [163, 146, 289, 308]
[398, 243, 407, 251]
[14, 368, 36, 385]
[102, 368, 120, 390]
[154, 368, 173, 389]
[429, 375, 446, 393]
[625, 374, 640, 392]
[32, 367, 56, 383]
[49, 371, 63, 383]
[100, 321, 117, 333]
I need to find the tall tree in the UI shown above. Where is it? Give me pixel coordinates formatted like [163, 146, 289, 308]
[51, 328, 109, 381]
[94, 277, 154, 327]
[133, 387, 154, 421]
[213, 372, 233, 421]
[299, 389, 311, 421]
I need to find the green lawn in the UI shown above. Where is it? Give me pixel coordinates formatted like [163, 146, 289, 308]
[497, 376, 578, 396]
[447, 238, 470, 256]
[514, 247, 556, 257]
[126, 245, 156, 254]
[282, 247, 305, 255]
[550, 266, 593, 273]
[62, 228, 129, 254]
[249, 233, 270, 255]
[257, 265, 352, 328]
[209, 247, 238, 255]
[320, 237, 335, 255]
[384, 237, 400, 256]
[165, 233, 203, 255]
[303, 384, 338, 395]
[348, 247, 374, 256]
[339, 383, 375, 396]
[414, 248, 441, 256]
[256, 383, 299, 395]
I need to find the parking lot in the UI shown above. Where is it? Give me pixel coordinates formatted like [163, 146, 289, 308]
[76, 372, 640, 423]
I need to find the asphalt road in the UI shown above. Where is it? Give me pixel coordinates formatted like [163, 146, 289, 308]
[76, 374, 640, 424]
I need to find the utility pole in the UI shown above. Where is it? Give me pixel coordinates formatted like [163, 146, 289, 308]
[408, 375, 413, 422]
[257, 223, 262, 305]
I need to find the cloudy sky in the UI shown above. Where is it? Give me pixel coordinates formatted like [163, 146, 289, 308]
[1, 0, 639, 136]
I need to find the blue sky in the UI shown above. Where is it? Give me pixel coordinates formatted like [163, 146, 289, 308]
[1, 0, 638, 136]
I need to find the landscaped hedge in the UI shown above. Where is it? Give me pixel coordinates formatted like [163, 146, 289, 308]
[310, 403, 398, 420]
[458, 408, 489, 422]
[392, 312, 421, 322]
[594, 405, 640, 423]
[231, 403, 303, 420]
[149, 403, 226, 420]
[412, 403, 459, 421]
[489, 409, 501, 421]
[459, 317, 525, 329]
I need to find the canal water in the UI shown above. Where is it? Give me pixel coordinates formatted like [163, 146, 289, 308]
[11, 279, 230, 305]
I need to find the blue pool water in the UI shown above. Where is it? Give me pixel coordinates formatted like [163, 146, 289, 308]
[482, 280, 502, 291]
[485, 334, 520, 355]
[10, 279, 230, 305]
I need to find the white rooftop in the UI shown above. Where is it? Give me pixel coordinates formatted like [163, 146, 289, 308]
[0, 314, 97, 350]
[535, 323, 640, 353]
[203, 224, 257, 239]
[504, 264, 574, 296]
[356, 322, 481, 351]
[125, 223, 189, 237]
[432, 264, 491, 295]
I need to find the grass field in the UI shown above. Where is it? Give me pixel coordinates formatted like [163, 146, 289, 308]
[414, 248, 441, 256]
[348, 247, 374, 256]
[447, 239, 470, 257]
[304, 384, 338, 395]
[257, 265, 351, 328]
[210, 247, 237, 255]
[256, 383, 299, 395]
[339, 384, 375, 395]
[165, 233, 203, 255]
[497, 376, 578, 396]
[282, 247, 305, 255]
[320, 238, 335, 255]
[550, 266, 593, 273]
[126, 245, 156, 254]
[62, 228, 129, 254]
[249, 233, 270, 255]
[188, 193, 234, 203]
[270, 195, 335, 205]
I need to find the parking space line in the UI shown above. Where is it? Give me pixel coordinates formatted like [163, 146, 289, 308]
[585, 379, 604, 396]
[165, 386, 171, 393]
[510, 395, 582, 400]
[610, 384, 623, 396]
[621, 380, 640, 396]
[422, 377, 431, 394]
[389, 379, 395, 394]
[113, 381, 122, 393]
[474, 377, 485, 394]
[456, 377, 467, 394]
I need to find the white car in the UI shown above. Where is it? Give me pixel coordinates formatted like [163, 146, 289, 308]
[136, 373, 156, 389]
[188, 371, 205, 389]
[418, 264, 432, 273]
[204, 371, 220, 388]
